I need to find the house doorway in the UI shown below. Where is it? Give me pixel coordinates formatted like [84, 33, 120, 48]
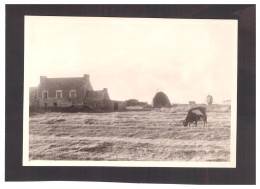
[114, 102, 118, 111]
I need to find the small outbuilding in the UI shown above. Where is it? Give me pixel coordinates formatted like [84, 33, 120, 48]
[189, 101, 196, 105]
[126, 99, 139, 106]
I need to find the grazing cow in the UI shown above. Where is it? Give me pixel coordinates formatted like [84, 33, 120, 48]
[183, 107, 207, 127]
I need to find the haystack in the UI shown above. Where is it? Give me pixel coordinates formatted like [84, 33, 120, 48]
[152, 92, 171, 107]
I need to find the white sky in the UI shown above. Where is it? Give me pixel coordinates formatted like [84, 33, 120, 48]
[25, 16, 237, 104]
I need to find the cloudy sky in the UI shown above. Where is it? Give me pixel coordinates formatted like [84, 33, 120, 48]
[25, 16, 237, 104]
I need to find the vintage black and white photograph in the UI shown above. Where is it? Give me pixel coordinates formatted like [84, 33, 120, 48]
[23, 16, 237, 167]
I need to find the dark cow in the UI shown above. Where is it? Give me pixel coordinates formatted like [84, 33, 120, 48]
[183, 107, 207, 127]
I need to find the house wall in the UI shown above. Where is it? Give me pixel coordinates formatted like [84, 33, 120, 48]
[84, 89, 110, 101]
[38, 85, 85, 106]
[29, 87, 38, 100]
[39, 98, 76, 107]
[30, 99, 39, 107]
[37, 75, 92, 107]
[29, 87, 39, 107]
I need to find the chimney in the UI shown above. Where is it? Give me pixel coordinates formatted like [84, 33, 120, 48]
[40, 76, 47, 83]
[103, 88, 108, 92]
[84, 74, 90, 81]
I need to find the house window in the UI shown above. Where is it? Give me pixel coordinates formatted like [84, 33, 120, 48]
[42, 91, 48, 99]
[69, 90, 76, 98]
[56, 90, 62, 98]
[53, 102, 57, 106]
[44, 103, 47, 107]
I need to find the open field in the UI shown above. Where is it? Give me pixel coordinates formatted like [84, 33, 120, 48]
[29, 106, 231, 161]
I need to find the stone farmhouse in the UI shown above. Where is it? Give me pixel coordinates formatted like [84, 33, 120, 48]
[29, 74, 126, 111]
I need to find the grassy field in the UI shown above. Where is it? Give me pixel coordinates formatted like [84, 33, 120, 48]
[29, 106, 231, 161]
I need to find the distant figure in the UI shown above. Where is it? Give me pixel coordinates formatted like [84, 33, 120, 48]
[206, 95, 213, 105]
[183, 107, 207, 127]
[152, 91, 171, 107]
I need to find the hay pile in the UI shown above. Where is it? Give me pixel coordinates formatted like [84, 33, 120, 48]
[152, 92, 171, 107]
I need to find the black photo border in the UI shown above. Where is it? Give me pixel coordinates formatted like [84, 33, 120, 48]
[5, 4, 256, 184]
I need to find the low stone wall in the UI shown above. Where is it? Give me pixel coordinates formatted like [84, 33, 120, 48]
[84, 100, 126, 111]
[115, 101, 127, 111]
[84, 100, 113, 111]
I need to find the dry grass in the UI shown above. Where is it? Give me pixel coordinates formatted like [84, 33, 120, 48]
[29, 106, 231, 161]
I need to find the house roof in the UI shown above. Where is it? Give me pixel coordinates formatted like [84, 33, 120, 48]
[40, 77, 93, 91]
